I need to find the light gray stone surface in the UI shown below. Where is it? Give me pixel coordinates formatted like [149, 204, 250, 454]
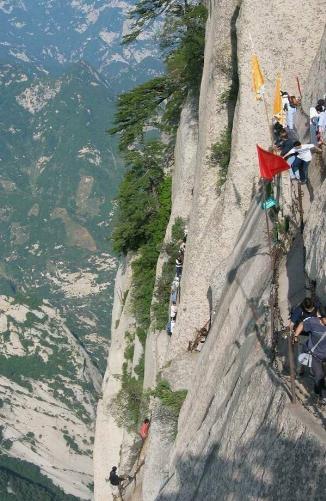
[157, 198, 326, 501]
[167, 0, 325, 360]
[144, 97, 198, 390]
[141, 2, 326, 499]
[304, 177, 326, 303]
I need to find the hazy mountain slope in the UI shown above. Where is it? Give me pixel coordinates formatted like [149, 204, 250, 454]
[0, 61, 121, 369]
[0, 0, 162, 90]
[0, 61, 122, 498]
[0, 1, 163, 498]
[0, 295, 97, 499]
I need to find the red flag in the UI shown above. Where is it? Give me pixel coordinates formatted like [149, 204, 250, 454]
[256, 145, 290, 180]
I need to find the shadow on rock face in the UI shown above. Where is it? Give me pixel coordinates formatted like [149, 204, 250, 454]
[156, 422, 326, 501]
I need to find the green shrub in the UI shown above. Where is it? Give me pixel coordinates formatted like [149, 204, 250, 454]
[111, 372, 146, 432]
[219, 85, 238, 105]
[2, 439, 13, 450]
[111, 342, 147, 431]
[171, 217, 186, 242]
[130, 175, 172, 330]
[136, 327, 147, 348]
[151, 379, 187, 417]
[134, 354, 145, 379]
[0, 455, 78, 500]
[124, 331, 135, 362]
[111, 4, 207, 146]
[13, 293, 42, 309]
[211, 127, 232, 189]
[63, 434, 81, 454]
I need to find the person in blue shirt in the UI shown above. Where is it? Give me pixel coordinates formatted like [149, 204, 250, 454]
[289, 297, 319, 330]
[294, 306, 326, 401]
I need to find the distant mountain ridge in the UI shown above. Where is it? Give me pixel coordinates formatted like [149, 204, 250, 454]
[0, 0, 162, 90]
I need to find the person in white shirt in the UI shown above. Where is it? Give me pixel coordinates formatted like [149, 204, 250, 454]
[283, 141, 322, 183]
[317, 109, 326, 144]
[310, 105, 321, 144]
[170, 301, 178, 320]
[285, 96, 300, 131]
[281, 92, 289, 126]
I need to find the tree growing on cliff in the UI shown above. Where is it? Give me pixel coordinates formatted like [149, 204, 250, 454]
[112, 141, 168, 254]
[109, 2, 207, 148]
[123, 0, 187, 44]
[109, 77, 177, 150]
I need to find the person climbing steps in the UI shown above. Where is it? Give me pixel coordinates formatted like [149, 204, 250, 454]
[139, 418, 150, 441]
[289, 297, 320, 376]
[283, 141, 322, 183]
[107, 466, 132, 498]
[294, 306, 326, 404]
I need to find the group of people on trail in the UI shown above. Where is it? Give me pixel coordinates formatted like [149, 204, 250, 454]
[166, 232, 187, 336]
[289, 298, 326, 403]
[273, 93, 324, 184]
[108, 418, 151, 494]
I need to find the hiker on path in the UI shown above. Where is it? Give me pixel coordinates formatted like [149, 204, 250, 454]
[139, 418, 150, 441]
[166, 320, 172, 336]
[108, 466, 132, 496]
[290, 297, 320, 376]
[179, 240, 186, 254]
[294, 306, 326, 402]
[285, 95, 300, 132]
[289, 297, 319, 330]
[170, 301, 178, 320]
[310, 104, 322, 144]
[176, 255, 183, 278]
[108, 466, 126, 486]
[317, 107, 326, 145]
[166, 319, 175, 336]
[283, 141, 322, 183]
[171, 277, 179, 303]
[275, 130, 295, 156]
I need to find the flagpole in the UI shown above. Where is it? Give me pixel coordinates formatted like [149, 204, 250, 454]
[296, 76, 302, 99]
[262, 94, 275, 149]
[263, 181, 273, 261]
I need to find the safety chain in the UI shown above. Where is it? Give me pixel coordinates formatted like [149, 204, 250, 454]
[270, 244, 288, 374]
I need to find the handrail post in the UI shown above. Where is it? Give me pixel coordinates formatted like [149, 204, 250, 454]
[288, 333, 297, 404]
[297, 183, 304, 233]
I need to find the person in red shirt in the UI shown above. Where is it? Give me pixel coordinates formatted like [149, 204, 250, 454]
[139, 418, 150, 441]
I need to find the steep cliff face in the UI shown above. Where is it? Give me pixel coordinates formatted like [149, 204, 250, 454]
[151, 0, 326, 497]
[94, 258, 137, 501]
[304, 177, 326, 303]
[168, 0, 325, 359]
[94, 1, 326, 499]
[302, 25, 326, 302]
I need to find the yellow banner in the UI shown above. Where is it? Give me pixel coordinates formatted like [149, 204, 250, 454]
[251, 54, 265, 100]
[273, 74, 283, 123]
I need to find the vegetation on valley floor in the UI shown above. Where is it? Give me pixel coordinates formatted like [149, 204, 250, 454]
[0, 454, 78, 501]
